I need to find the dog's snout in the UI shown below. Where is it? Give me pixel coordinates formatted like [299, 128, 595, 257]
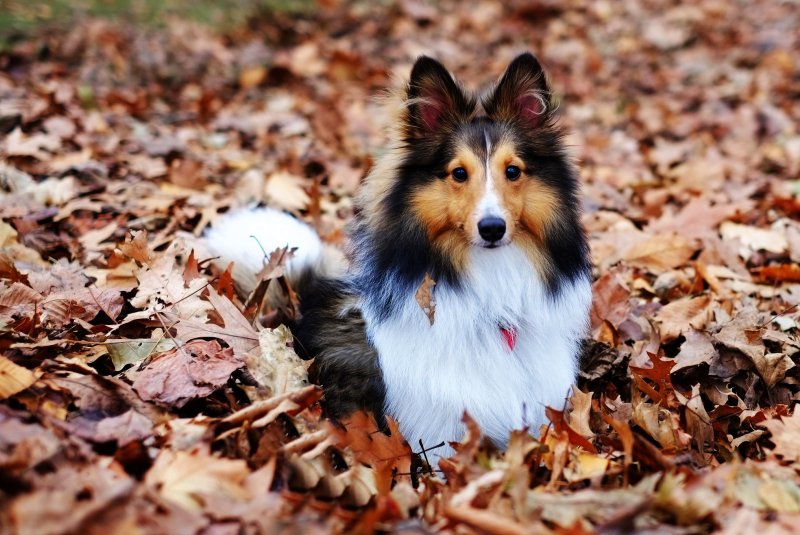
[478, 217, 506, 243]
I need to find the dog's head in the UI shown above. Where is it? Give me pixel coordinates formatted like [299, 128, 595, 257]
[359, 53, 587, 292]
[394, 55, 578, 269]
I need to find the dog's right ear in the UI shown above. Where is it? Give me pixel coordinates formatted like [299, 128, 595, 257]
[484, 53, 552, 128]
[405, 56, 472, 138]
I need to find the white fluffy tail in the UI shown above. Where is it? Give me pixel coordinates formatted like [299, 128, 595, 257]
[204, 208, 342, 295]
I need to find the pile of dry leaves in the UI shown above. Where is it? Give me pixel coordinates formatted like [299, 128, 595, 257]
[2, 0, 800, 532]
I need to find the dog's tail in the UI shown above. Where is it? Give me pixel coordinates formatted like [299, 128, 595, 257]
[204, 207, 344, 297]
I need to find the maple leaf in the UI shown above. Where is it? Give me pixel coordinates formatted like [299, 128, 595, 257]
[245, 325, 308, 397]
[331, 411, 412, 496]
[630, 352, 676, 407]
[118, 230, 153, 264]
[130, 249, 212, 322]
[169, 287, 259, 357]
[760, 411, 800, 464]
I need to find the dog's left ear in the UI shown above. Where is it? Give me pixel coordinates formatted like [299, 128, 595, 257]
[484, 53, 552, 127]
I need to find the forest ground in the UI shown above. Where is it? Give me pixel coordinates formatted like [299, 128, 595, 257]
[2, 0, 800, 533]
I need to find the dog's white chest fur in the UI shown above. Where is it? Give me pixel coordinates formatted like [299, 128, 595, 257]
[364, 245, 591, 456]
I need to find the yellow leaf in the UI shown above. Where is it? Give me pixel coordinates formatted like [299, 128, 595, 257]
[265, 171, 310, 212]
[0, 356, 36, 399]
[145, 449, 249, 511]
[624, 233, 696, 271]
[564, 452, 610, 483]
[239, 65, 267, 89]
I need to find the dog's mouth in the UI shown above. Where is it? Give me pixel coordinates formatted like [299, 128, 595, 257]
[477, 240, 509, 249]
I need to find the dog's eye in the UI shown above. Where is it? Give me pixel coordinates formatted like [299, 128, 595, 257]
[505, 165, 522, 181]
[452, 167, 468, 182]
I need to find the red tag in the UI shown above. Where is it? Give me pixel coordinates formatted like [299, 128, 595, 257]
[500, 327, 517, 351]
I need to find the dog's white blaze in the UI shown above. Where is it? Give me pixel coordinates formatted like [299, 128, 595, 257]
[365, 245, 591, 458]
[475, 134, 504, 223]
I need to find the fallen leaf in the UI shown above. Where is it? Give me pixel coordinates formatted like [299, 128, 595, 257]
[331, 412, 412, 495]
[646, 196, 748, 239]
[67, 409, 154, 447]
[673, 330, 718, 372]
[714, 311, 766, 364]
[264, 171, 310, 211]
[563, 452, 610, 483]
[4, 126, 61, 159]
[567, 387, 594, 439]
[105, 332, 177, 371]
[245, 325, 308, 396]
[169, 159, 205, 190]
[760, 411, 800, 464]
[624, 234, 697, 272]
[414, 272, 436, 326]
[633, 401, 691, 451]
[720, 222, 788, 256]
[682, 384, 714, 455]
[130, 251, 212, 322]
[653, 295, 712, 341]
[0, 356, 37, 399]
[239, 65, 267, 89]
[590, 266, 631, 329]
[145, 448, 249, 511]
[170, 287, 259, 357]
[7, 463, 135, 535]
[119, 230, 154, 264]
[755, 353, 795, 389]
[752, 264, 800, 284]
[132, 339, 243, 408]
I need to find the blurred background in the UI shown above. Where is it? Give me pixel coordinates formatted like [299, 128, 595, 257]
[1, 0, 798, 249]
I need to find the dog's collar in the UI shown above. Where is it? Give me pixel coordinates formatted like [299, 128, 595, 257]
[500, 327, 517, 351]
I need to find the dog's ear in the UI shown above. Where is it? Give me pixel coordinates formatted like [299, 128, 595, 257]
[406, 56, 471, 137]
[484, 53, 552, 127]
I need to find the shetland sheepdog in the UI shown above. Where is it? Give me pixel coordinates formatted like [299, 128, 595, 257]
[206, 53, 592, 455]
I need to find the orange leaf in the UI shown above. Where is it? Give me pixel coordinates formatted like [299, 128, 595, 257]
[752, 263, 800, 284]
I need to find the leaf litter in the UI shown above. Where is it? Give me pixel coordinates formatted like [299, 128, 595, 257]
[2, 0, 800, 533]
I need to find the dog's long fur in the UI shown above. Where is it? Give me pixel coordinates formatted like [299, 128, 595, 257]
[206, 53, 592, 456]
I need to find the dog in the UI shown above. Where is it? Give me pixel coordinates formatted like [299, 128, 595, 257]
[206, 53, 592, 456]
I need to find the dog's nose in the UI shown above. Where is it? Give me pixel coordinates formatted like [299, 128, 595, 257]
[478, 217, 506, 242]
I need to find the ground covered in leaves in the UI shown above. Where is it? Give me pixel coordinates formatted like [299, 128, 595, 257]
[2, 0, 800, 533]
